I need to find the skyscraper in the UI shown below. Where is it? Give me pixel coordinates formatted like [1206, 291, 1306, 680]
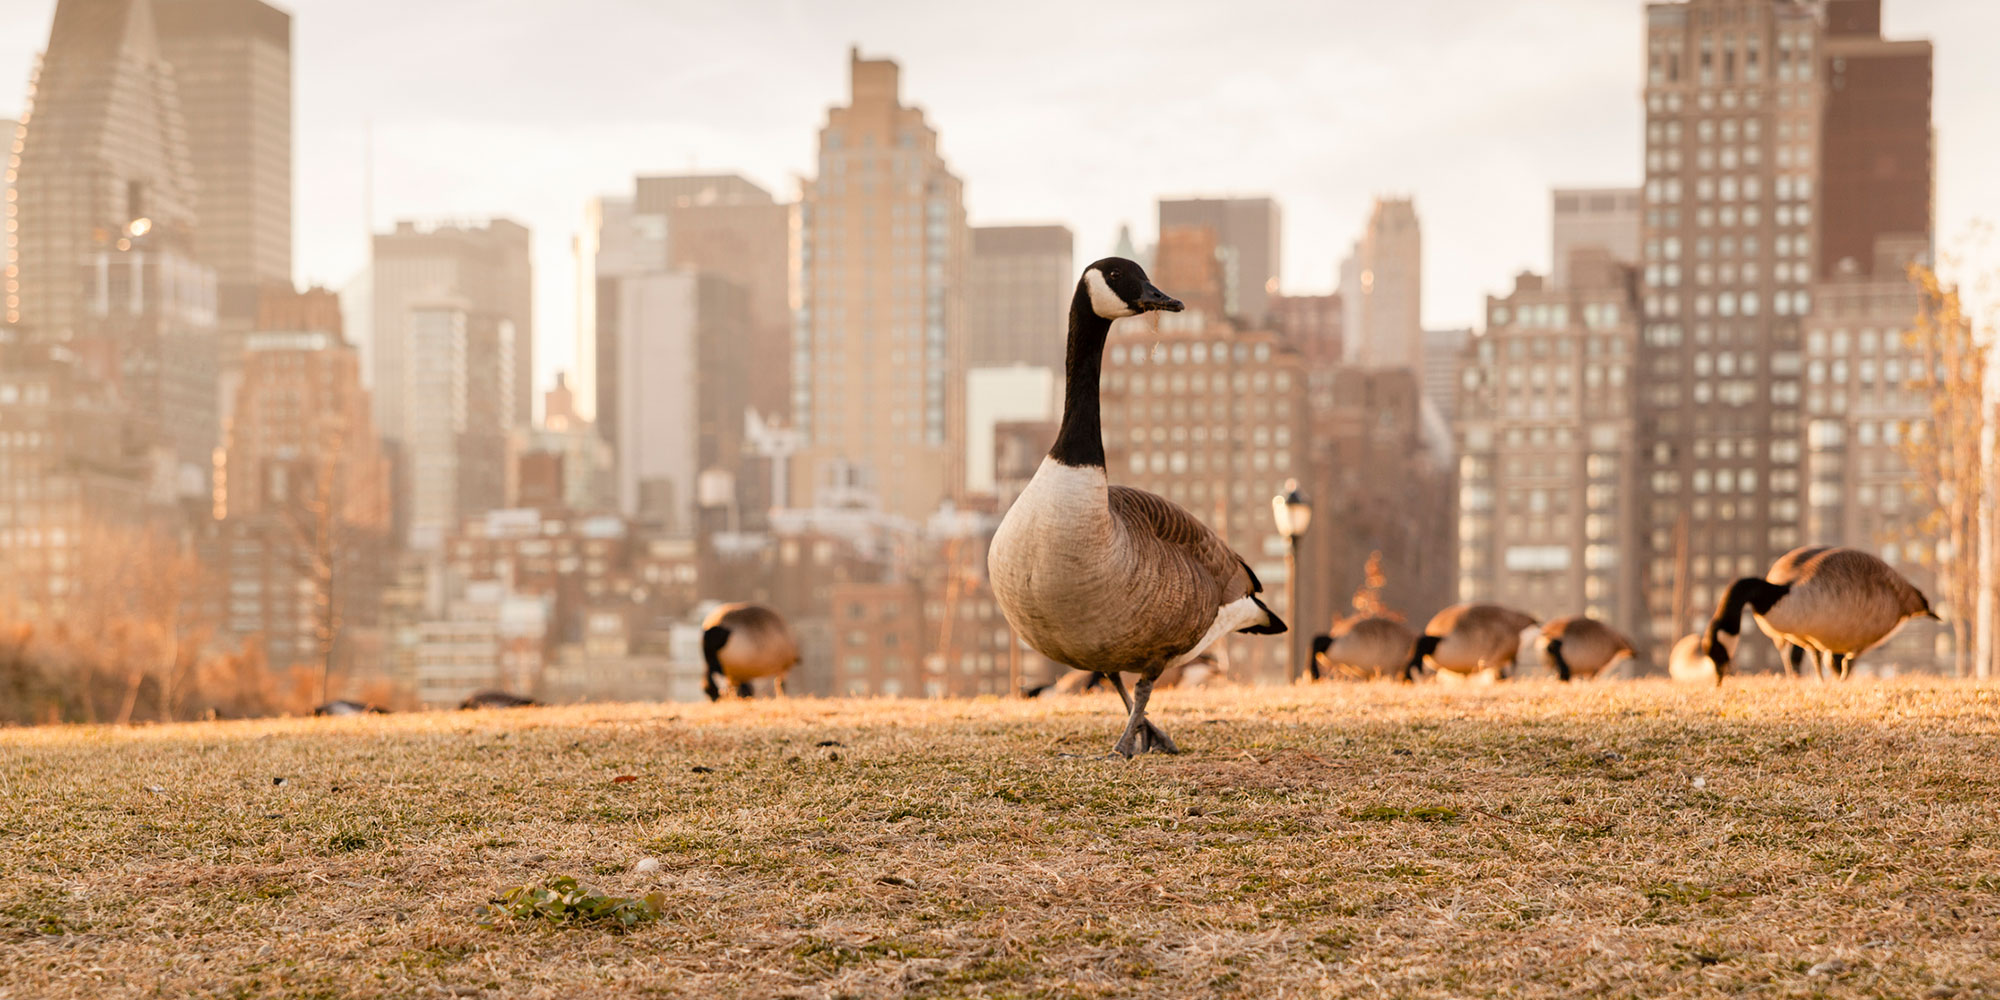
[10, 0, 199, 337]
[1157, 197, 1281, 327]
[613, 271, 748, 531]
[1338, 198, 1423, 371]
[795, 49, 968, 518]
[633, 174, 791, 422]
[1634, 0, 1930, 651]
[369, 219, 533, 443]
[965, 224, 1072, 372]
[153, 0, 292, 326]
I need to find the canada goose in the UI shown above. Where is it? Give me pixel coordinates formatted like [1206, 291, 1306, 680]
[313, 699, 388, 716]
[1309, 615, 1418, 681]
[1668, 632, 1733, 684]
[1538, 616, 1635, 682]
[1758, 545, 1832, 677]
[1405, 604, 1537, 681]
[459, 690, 538, 710]
[1702, 547, 1937, 681]
[989, 258, 1285, 757]
[700, 603, 800, 701]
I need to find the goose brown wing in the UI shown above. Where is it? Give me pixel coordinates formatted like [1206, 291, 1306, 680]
[1106, 485, 1258, 610]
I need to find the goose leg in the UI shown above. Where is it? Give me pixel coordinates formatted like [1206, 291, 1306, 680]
[1785, 643, 1807, 679]
[1831, 652, 1850, 680]
[1812, 648, 1827, 682]
[736, 681, 755, 699]
[1108, 672, 1178, 755]
[1109, 675, 1178, 758]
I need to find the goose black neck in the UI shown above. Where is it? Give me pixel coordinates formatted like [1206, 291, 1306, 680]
[1702, 577, 1789, 648]
[1049, 284, 1113, 468]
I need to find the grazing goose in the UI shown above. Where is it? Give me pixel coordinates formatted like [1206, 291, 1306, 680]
[460, 690, 538, 710]
[1756, 545, 1833, 677]
[1309, 615, 1418, 681]
[700, 603, 801, 701]
[1405, 604, 1537, 682]
[1701, 547, 1936, 681]
[1668, 632, 1732, 685]
[989, 257, 1285, 757]
[1538, 616, 1635, 682]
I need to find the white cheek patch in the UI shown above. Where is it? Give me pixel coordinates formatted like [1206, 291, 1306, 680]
[1084, 268, 1135, 319]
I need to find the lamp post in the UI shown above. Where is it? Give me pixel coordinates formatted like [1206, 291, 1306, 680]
[1271, 479, 1313, 683]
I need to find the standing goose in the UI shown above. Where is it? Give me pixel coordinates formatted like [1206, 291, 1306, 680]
[1538, 615, 1635, 682]
[701, 603, 801, 701]
[1310, 615, 1418, 681]
[1700, 547, 1937, 681]
[1757, 545, 1832, 677]
[989, 257, 1286, 757]
[1405, 604, 1538, 682]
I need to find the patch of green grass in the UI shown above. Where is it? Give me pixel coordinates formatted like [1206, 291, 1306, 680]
[479, 876, 665, 930]
[1350, 805, 1461, 823]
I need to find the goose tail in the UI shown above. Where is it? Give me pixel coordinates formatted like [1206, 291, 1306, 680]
[1237, 595, 1287, 635]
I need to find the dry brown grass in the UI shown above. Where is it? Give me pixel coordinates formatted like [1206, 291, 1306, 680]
[3, 679, 1999, 999]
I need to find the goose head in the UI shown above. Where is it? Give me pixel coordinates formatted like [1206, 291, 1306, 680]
[1079, 257, 1182, 320]
[1701, 628, 1740, 678]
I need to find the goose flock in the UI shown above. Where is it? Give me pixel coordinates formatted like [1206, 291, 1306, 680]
[525, 261, 1943, 757]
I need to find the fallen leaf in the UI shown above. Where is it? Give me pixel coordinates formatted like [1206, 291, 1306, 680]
[611, 775, 639, 784]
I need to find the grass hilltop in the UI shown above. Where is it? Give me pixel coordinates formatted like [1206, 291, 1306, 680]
[4, 679, 1999, 998]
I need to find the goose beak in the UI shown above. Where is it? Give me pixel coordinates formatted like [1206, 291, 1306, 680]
[1134, 282, 1182, 313]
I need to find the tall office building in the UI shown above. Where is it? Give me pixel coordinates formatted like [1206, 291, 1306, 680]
[10, 0, 199, 336]
[1157, 197, 1281, 326]
[1268, 292, 1342, 366]
[1422, 327, 1473, 422]
[370, 219, 532, 444]
[154, 0, 292, 326]
[1455, 250, 1642, 626]
[1635, 0, 1930, 648]
[965, 225, 1072, 372]
[1551, 188, 1642, 287]
[613, 271, 748, 532]
[632, 174, 791, 422]
[795, 49, 968, 518]
[1338, 198, 1423, 371]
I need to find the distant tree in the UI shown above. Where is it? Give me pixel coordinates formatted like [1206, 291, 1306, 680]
[1348, 551, 1404, 622]
[1899, 263, 1987, 677]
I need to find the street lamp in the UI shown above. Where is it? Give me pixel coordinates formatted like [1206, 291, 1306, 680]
[1271, 479, 1313, 682]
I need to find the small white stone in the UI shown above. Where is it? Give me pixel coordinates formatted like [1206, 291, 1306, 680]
[1809, 959, 1847, 976]
[1691, 776, 1707, 789]
[634, 858, 661, 875]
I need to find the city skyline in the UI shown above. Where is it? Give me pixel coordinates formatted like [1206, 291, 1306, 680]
[5, 0, 1997, 400]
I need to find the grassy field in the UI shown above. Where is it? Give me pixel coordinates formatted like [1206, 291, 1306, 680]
[3, 679, 1999, 999]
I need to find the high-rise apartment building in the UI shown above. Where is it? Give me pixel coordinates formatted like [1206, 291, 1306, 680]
[369, 219, 532, 443]
[1552, 188, 1642, 288]
[1099, 312, 1308, 682]
[1157, 197, 1281, 326]
[1455, 252, 1643, 626]
[212, 327, 391, 674]
[965, 225, 1072, 372]
[1815, 1, 1931, 279]
[1423, 327, 1473, 422]
[1338, 198, 1423, 371]
[795, 49, 968, 518]
[154, 0, 292, 326]
[396, 301, 516, 548]
[1269, 293, 1342, 366]
[1635, 0, 1930, 648]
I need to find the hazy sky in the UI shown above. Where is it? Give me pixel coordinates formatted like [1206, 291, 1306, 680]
[4, 0, 1997, 397]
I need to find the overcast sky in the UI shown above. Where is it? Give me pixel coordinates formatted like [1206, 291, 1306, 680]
[4, 0, 1997, 396]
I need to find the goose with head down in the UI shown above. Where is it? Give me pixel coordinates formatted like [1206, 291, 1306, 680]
[1700, 546, 1936, 682]
[1405, 603, 1538, 682]
[989, 258, 1286, 757]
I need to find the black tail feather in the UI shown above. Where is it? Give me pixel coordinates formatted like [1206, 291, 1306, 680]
[1236, 595, 1287, 635]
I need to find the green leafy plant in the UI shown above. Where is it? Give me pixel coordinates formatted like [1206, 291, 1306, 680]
[480, 876, 665, 930]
